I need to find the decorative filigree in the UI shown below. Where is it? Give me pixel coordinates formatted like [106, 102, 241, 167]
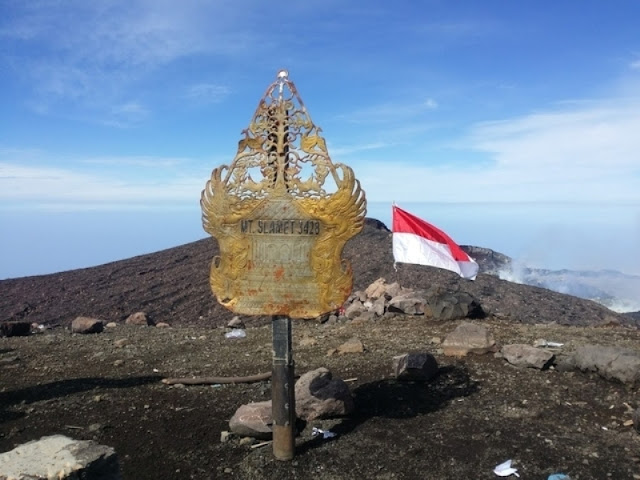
[201, 70, 366, 318]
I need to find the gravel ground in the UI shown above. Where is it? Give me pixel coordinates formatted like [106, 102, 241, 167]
[2, 317, 639, 479]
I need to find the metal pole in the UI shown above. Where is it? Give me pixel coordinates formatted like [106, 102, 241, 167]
[271, 315, 295, 460]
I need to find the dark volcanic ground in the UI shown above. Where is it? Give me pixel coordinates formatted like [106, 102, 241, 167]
[1, 218, 639, 480]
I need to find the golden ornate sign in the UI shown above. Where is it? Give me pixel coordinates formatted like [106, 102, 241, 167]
[201, 70, 366, 318]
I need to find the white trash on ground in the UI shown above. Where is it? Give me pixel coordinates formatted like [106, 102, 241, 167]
[493, 459, 520, 477]
[225, 329, 247, 339]
[311, 427, 337, 439]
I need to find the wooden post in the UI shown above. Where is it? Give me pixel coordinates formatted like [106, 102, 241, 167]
[271, 315, 295, 460]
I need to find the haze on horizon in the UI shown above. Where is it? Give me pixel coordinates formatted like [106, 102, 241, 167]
[1, 1, 639, 280]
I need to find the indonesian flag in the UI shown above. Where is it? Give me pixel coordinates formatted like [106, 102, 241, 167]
[392, 205, 479, 280]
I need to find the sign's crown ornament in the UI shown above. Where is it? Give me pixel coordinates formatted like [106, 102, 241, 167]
[201, 70, 366, 318]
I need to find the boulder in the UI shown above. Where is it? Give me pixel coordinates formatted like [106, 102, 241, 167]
[125, 311, 154, 326]
[295, 368, 354, 421]
[501, 344, 555, 369]
[384, 281, 404, 298]
[229, 401, 273, 440]
[0, 434, 121, 480]
[0, 321, 31, 337]
[71, 317, 104, 334]
[428, 292, 485, 321]
[351, 311, 376, 325]
[337, 337, 365, 354]
[572, 344, 640, 385]
[442, 322, 496, 357]
[371, 296, 386, 316]
[227, 316, 245, 329]
[387, 293, 426, 315]
[393, 353, 439, 381]
[365, 278, 387, 299]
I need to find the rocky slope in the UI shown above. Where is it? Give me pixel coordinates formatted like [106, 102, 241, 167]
[0, 218, 631, 329]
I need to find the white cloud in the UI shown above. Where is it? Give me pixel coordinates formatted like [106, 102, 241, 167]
[423, 98, 438, 109]
[351, 95, 640, 204]
[0, 1, 258, 121]
[185, 84, 231, 104]
[0, 160, 208, 209]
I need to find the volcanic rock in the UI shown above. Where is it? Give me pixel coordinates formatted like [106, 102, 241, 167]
[393, 353, 439, 381]
[442, 322, 496, 357]
[0, 434, 121, 479]
[501, 344, 555, 369]
[229, 401, 273, 440]
[295, 367, 354, 421]
[71, 317, 104, 334]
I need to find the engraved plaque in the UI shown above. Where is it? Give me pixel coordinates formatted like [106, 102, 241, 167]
[201, 70, 366, 318]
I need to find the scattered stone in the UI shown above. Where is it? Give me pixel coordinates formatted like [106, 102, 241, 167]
[314, 312, 332, 324]
[0, 321, 31, 337]
[156, 322, 171, 328]
[105, 322, 118, 328]
[371, 296, 386, 316]
[345, 301, 366, 319]
[430, 337, 442, 345]
[393, 353, 439, 381]
[71, 317, 104, 334]
[0, 434, 121, 480]
[238, 437, 254, 446]
[351, 311, 376, 325]
[337, 337, 365, 354]
[125, 311, 154, 326]
[114, 338, 129, 348]
[229, 401, 273, 440]
[113, 359, 124, 367]
[326, 348, 337, 357]
[365, 277, 387, 299]
[572, 344, 640, 385]
[87, 423, 102, 433]
[387, 293, 425, 315]
[227, 316, 245, 329]
[295, 367, 354, 421]
[384, 281, 403, 298]
[220, 431, 232, 443]
[356, 290, 367, 302]
[501, 344, 555, 369]
[428, 291, 485, 321]
[442, 322, 496, 357]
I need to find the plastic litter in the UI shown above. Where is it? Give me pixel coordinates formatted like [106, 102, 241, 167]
[548, 474, 571, 480]
[311, 427, 337, 439]
[225, 329, 247, 339]
[535, 339, 564, 348]
[494, 459, 519, 477]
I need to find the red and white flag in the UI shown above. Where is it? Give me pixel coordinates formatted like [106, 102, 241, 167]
[392, 205, 479, 280]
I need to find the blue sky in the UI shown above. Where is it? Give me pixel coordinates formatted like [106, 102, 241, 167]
[1, 0, 640, 279]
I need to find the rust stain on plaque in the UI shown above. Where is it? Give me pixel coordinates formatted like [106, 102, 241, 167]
[200, 70, 366, 318]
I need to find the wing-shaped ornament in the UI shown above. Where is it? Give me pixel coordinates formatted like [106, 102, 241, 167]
[201, 70, 366, 318]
